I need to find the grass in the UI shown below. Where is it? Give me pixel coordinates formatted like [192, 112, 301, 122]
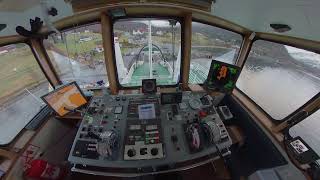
[0, 46, 46, 100]
[192, 33, 211, 46]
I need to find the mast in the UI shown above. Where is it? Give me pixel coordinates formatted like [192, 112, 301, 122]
[148, 20, 153, 79]
[169, 20, 177, 81]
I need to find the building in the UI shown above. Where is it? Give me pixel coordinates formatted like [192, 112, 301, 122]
[132, 29, 143, 35]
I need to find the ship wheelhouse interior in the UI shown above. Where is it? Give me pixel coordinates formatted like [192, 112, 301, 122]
[0, 1, 319, 180]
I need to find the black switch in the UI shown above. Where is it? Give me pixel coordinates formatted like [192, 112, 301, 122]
[151, 148, 158, 156]
[140, 148, 148, 155]
[87, 132, 102, 141]
[127, 149, 136, 157]
[172, 104, 178, 116]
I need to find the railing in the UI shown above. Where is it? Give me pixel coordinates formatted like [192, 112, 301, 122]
[189, 62, 209, 84]
[124, 44, 174, 85]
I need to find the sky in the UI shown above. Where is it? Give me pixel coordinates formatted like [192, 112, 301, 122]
[138, 20, 181, 27]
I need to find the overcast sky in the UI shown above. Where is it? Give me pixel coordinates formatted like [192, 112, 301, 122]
[138, 20, 181, 27]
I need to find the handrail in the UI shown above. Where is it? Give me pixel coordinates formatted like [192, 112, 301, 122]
[70, 150, 231, 177]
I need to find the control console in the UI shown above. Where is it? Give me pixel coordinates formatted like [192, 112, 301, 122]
[124, 120, 164, 160]
[70, 94, 126, 161]
[68, 91, 231, 171]
[124, 98, 164, 160]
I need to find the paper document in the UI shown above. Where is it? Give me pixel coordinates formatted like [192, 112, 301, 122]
[138, 104, 156, 120]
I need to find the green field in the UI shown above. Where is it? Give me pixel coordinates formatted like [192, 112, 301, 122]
[0, 45, 46, 101]
[0, 32, 105, 103]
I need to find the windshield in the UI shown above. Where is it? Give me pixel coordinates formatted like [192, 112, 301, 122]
[237, 40, 320, 120]
[44, 23, 109, 89]
[290, 110, 320, 163]
[113, 18, 181, 87]
[189, 22, 243, 84]
[0, 43, 51, 145]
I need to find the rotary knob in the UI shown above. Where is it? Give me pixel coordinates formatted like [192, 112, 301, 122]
[150, 148, 158, 156]
[127, 149, 136, 157]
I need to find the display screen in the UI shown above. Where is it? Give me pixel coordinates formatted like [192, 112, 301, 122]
[41, 82, 87, 116]
[161, 92, 182, 105]
[206, 60, 240, 93]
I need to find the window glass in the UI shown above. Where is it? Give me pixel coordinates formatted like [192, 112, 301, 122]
[189, 22, 242, 84]
[0, 43, 51, 145]
[289, 110, 320, 162]
[237, 40, 320, 120]
[113, 18, 181, 87]
[44, 23, 108, 89]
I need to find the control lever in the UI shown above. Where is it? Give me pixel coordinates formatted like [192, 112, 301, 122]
[88, 132, 102, 141]
[171, 135, 180, 151]
[171, 127, 180, 151]
[97, 130, 119, 158]
[172, 104, 178, 116]
[64, 107, 84, 116]
[185, 124, 202, 152]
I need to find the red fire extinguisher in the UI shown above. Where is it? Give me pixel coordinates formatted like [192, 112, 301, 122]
[24, 159, 65, 180]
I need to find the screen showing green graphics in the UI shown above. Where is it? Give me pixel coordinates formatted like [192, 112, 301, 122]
[206, 60, 240, 93]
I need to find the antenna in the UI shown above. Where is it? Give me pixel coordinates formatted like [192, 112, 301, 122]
[148, 20, 153, 79]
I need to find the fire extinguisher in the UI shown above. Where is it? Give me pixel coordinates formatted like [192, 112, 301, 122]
[24, 159, 65, 180]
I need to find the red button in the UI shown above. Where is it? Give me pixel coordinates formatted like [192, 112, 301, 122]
[199, 111, 207, 118]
